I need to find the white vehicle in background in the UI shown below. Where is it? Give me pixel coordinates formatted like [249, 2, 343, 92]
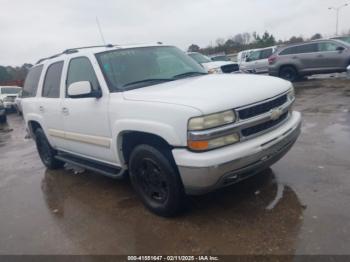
[237, 49, 255, 65]
[23, 44, 301, 217]
[0, 86, 22, 111]
[187, 52, 239, 74]
[240, 46, 277, 74]
[15, 91, 23, 115]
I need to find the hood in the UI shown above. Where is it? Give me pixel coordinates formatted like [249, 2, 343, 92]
[122, 74, 292, 115]
[201, 61, 235, 70]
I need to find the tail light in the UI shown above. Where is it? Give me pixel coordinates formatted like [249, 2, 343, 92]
[268, 55, 277, 65]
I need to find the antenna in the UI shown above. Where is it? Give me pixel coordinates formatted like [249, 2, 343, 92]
[96, 17, 106, 45]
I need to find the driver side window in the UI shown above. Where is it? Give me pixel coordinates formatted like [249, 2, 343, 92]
[66, 57, 100, 96]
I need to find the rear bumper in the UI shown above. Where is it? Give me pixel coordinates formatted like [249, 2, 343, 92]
[173, 111, 302, 195]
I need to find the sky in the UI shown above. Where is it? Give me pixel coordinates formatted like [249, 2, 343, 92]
[0, 0, 350, 66]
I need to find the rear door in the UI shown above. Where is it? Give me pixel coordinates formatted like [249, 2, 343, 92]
[295, 43, 319, 70]
[317, 41, 348, 70]
[38, 61, 66, 150]
[255, 48, 273, 73]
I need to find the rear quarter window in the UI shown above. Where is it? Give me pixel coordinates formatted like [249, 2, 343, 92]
[22, 65, 43, 98]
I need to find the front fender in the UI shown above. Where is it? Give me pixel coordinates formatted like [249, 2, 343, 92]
[111, 119, 185, 165]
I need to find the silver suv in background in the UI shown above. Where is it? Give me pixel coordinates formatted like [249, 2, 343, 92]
[268, 39, 350, 81]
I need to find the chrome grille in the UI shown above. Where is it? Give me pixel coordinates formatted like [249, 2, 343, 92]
[241, 112, 288, 137]
[238, 95, 287, 120]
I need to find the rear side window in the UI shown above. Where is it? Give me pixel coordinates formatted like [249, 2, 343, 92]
[66, 57, 100, 93]
[22, 65, 43, 98]
[42, 61, 64, 98]
[260, 49, 273, 59]
[280, 44, 318, 55]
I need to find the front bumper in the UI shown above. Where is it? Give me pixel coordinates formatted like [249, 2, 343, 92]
[173, 111, 302, 195]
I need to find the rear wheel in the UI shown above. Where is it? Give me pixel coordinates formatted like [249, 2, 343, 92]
[34, 128, 64, 169]
[279, 66, 299, 82]
[129, 144, 185, 217]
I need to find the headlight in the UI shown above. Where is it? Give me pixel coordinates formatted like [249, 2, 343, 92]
[0, 100, 3, 106]
[188, 110, 236, 131]
[208, 67, 223, 74]
[287, 87, 295, 101]
[188, 110, 239, 151]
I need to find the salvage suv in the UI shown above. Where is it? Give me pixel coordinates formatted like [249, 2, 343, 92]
[23, 44, 301, 216]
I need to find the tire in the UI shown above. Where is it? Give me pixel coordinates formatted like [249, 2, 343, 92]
[279, 66, 299, 82]
[34, 128, 64, 169]
[129, 144, 185, 217]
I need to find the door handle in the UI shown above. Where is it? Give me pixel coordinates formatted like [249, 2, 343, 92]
[39, 106, 44, 112]
[317, 54, 324, 58]
[292, 56, 298, 59]
[61, 107, 69, 115]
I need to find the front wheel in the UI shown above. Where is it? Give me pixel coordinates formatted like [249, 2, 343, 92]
[34, 128, 64, 169]
[279, 66, 299, 82]
[129, 144, 185, 217]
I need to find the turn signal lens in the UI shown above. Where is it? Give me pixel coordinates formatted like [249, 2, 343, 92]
[188, 133, 240, 151]
[188, 140, 209, 151]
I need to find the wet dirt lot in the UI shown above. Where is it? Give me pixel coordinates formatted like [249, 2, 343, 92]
[0, 78, 350, 255]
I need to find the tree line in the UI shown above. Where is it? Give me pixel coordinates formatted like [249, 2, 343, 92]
[188, 31, 348, 55]
[0, 64, 33, 84]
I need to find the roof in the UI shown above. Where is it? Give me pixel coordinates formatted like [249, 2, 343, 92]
[36, 42, 166, 65]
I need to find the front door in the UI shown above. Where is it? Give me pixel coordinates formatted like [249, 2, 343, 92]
[61, 56, 115, 164]
[317, 41, 348, 69]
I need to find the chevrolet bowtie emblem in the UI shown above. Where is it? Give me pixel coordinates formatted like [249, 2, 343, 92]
[270, 108, 283, 121]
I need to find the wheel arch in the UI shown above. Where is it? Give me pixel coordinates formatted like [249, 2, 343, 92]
[118, 130, 175, 167]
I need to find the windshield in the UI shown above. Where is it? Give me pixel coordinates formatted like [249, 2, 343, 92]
[188, 53, 212, 64]
[96, 46, 206, 91]
[0, 87, 21, 94]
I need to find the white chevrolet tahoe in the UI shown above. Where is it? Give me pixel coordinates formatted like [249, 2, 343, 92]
[22, 44, 301, 217]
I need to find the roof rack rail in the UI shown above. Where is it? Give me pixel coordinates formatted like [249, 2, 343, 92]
[36, 44, 115, 64]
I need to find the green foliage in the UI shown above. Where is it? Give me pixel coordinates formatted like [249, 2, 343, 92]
[0, 64, 32, 83]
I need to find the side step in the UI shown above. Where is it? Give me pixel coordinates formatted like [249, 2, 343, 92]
[55, 152, 124, 179]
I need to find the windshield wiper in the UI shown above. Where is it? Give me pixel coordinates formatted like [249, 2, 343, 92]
[123, 78, 175, 88]
[172, 72, 207, 79]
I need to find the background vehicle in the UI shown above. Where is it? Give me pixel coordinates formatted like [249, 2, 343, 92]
[333, 36, 350, 44]
[188, 52, 239, 73]
[23, 44, 301, 217]
[237, 49, 255, 65]
[0, 86, 22, 111]
[240, 46, 277, 74]
[209, 54, 232, 62]
[269, 39, 350, 81]
[14, 91, 23, 115]
[0, 99, 6, 123]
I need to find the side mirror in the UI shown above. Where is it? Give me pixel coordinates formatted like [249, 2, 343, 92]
[67, 81, 101, 98]
[336, 46, 345, 52]
[245, 57, 251, 62]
